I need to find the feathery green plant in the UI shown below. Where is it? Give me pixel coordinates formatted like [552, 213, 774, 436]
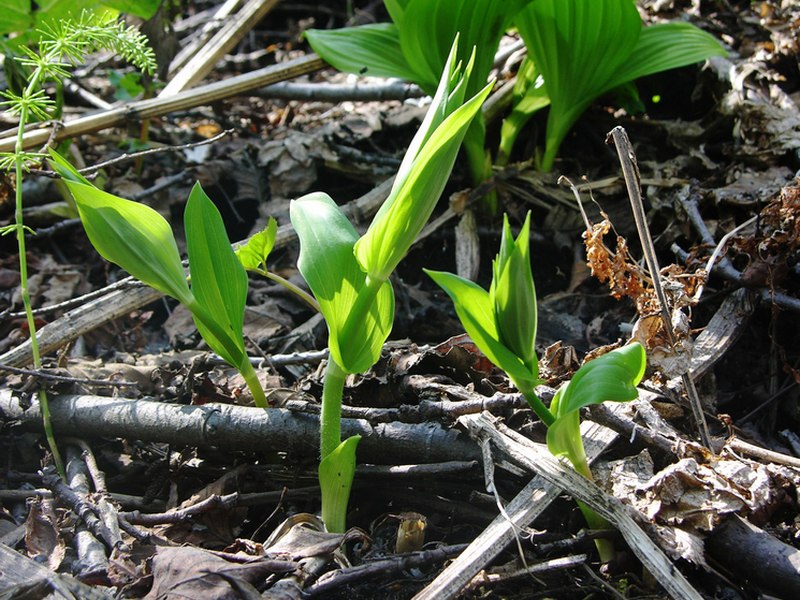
[426, 213, 646, 561]
[0, 11, 155, 477]
[290, 40, 491, 532]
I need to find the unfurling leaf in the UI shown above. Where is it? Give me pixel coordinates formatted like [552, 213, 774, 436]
[236, 217, 277, 272]
[290, 192, 394, 374]
[319, 435, 361, 533]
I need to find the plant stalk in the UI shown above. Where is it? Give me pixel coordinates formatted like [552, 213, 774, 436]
[262, 269, 320, 312]
[320, 358, 347, 459]
[12, 64, 66, 478]
[515, 381, 555, 427]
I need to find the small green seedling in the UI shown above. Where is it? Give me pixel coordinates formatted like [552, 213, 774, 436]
[426, 213, 646, 561]
[49, 152, 268, 410]
[499, 0, 727, 171]
[290, 39, 491, 532]
[305, 0, 529, 210]
[0, 10, 155, 477]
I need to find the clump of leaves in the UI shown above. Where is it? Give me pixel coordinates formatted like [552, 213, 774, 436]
[290, 40, 491, 532]
[499, 0, 727, 171]
[0, 10, 155, 477]
[49, 152, 268, 410]
[426, 212, 646, 561]
[305, 0, 529, 210]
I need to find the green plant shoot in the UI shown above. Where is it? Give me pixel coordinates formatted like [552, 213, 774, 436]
[499, 0, 727, 170]
[305, 0, 530, 210]
[48, 152, 268, 410]
[0, 10, 155, 478]
[426, 212, 646, 561]
[290, 39, 491, 532]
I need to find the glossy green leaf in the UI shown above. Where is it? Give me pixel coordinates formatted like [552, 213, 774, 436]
[319, 435, 360, 533]
[513, 0, 726, 171]
[49, 150, 192, 305]
[425, 269, 539, 390]
[355, 78, 492, 282]
[184, 183, 249, 369]
[235, 217, 277, 272]
[305, 23, 418, 83]
[546, 343, 646, 470]
[290, 192, 394, 374]
[490, 213, 537, 371]
[607, 22, 728, 88]
[497, 59, 550, 165]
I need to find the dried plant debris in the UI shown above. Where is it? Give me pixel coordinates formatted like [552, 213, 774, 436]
[733, 175, 800, 290]
[582, 216, 705, 377]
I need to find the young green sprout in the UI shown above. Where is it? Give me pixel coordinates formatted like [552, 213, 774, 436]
[49, 152, 269, 410]
[290, 39, 492, 532]
[426, 212, 646, 561]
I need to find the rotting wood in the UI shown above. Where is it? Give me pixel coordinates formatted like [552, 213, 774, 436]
[0, 391, 479, 464]
[0, 53, 325, 153]
[705, 514, 800, 599]
[161, 0, 281, 96]
[460, 412, 703, 600]
[168, 0, 243, 76]
[413, 407, 621, 600]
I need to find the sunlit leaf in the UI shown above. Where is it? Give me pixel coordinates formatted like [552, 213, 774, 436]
[305, 23, 418, 83]
[546, 343, 646, 468]
[425, 269, 539, 390]
[184, 183, 248, 368]
[319, 435, 360, 533]
[49, 150, 192, 305]
[290, 192, 394, 374]
[235, 217, 277, 272]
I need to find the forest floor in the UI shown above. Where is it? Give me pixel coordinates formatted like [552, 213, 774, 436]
[1, 1, 800, 599]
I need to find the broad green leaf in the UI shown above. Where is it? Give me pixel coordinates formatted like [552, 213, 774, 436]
[49, 150, 192, 305]
[305, 23, 418, 83]
[184, 183, 248, 368]
[355, 79, 492, 282]
[0, 0, 31, 35]
[319, 435, 360, 533]
[290, 192, 394, 374]
[516, 0, 642, 171]
[546, 343, 646, 468]
[425, 269, 539, 390]
[235, 217, 277, 272]
[607, 22, 728, 90]
[497, 58, 550, 165]
[101, 0, 160, 19]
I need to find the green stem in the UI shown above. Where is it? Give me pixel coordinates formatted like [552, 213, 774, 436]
[571, 458, 615, 563]
[320, 358, 346, 460]
[187, 300, 268, 408]
[515, 380, 555, 427]
[260, 269, 320, 312]
[12, 64, 66, 478]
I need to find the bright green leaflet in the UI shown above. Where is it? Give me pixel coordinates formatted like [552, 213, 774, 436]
[235, 218, 278, 273]
[505, 0, 727, 171]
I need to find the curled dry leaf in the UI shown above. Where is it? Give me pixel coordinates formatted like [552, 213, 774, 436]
[24, 496, 65, 571]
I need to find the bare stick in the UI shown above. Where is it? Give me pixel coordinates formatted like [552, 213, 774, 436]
[607, 126, 713, 449]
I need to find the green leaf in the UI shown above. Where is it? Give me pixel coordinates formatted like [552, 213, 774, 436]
[101, 0, 160, 19]
[0, 0, 31, 35]
[425, 269, 539, 390]
[490, 213, 537, 371]
[184, 183, 249, 369]
[235, 217, 277, 272]
[354, 77, 492, 282]
[607, 22, 728, 89]
[305, 23, 419, 83]
[49, 150, 192, 305]
[497, 58, 550, 165]
[319, 435, 361, 533]
[546, 343, 646, 471]
[290, 192, 394, 374]
[514, 0, 726, 171]
[516, 0, 642, 171]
